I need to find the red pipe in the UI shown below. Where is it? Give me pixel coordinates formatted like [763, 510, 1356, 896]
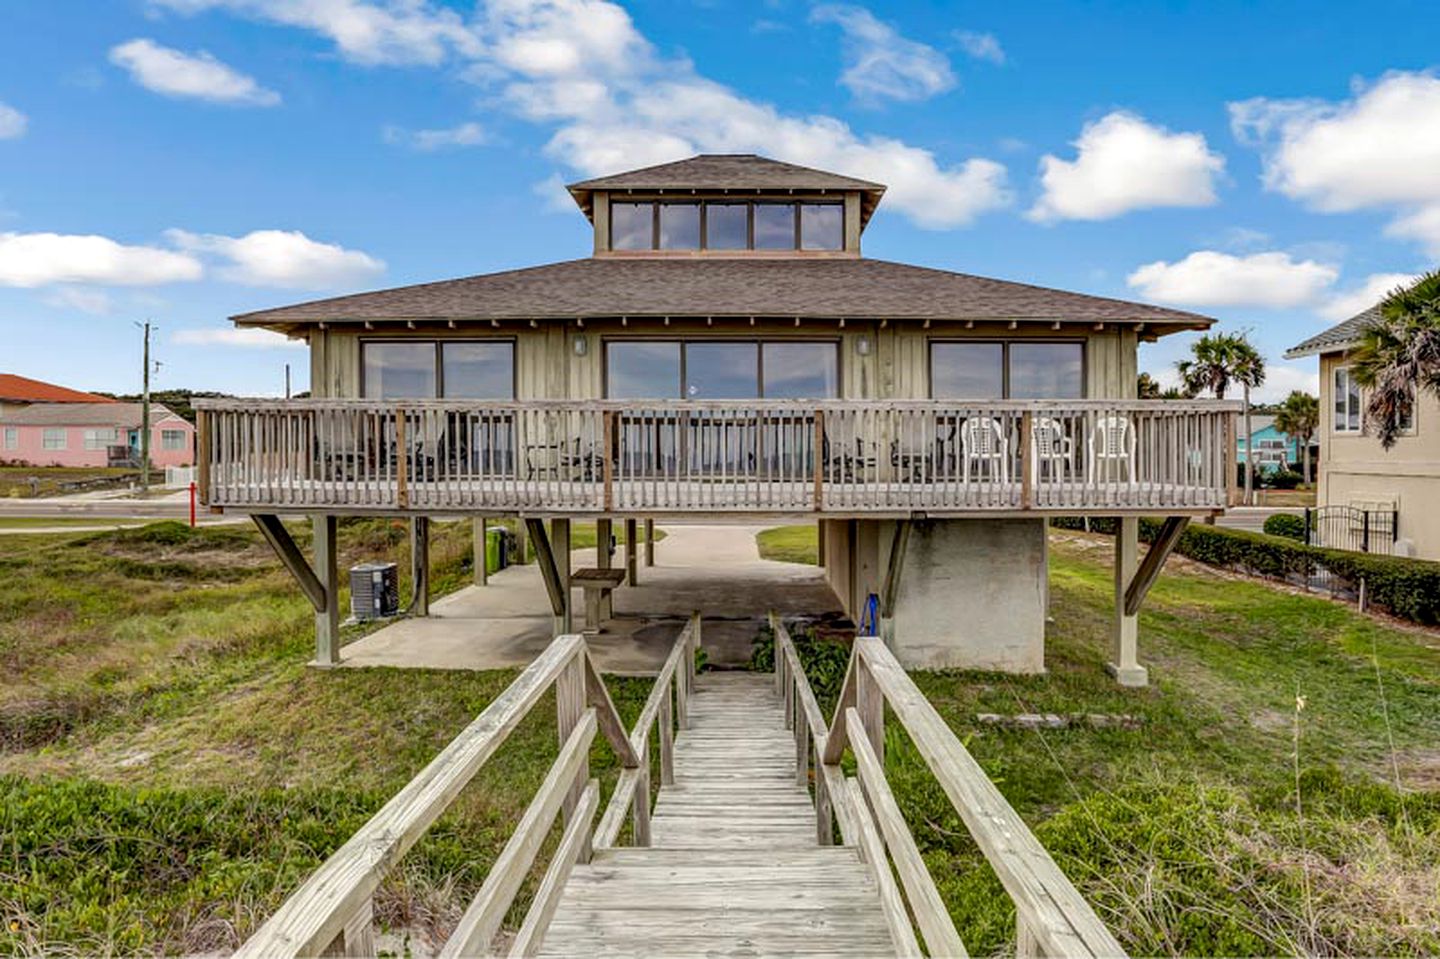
[189, 481, 197, 528]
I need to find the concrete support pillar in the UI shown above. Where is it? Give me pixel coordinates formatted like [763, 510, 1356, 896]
[312, 514, 340, 666]
[551, 518, 572, 634]
[410, 516, 430, 617]
[625, 518, 640, 585]
[643, 519, 655, 567]
[473, 517, 488, 586]
[1107, 516, 1148, 687]
[596, 517, 614, 619]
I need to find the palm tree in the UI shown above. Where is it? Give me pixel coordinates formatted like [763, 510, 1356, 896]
[1177, 333, 1267, 504]
[1349, 271, 1440, 449]
[1273, 390, 1319, 485]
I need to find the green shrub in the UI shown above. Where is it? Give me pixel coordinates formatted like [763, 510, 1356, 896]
[1267, 469, 1304, 489]
[750, 622, 851, 713]
[1051, 518, 1440, 626]
[1263, 513, 1307, 540]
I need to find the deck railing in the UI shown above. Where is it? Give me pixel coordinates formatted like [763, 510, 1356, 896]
[195, 398, 1238, 515]
[772, 614, 1126, 958]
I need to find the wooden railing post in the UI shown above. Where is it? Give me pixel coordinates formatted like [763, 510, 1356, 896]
[659, 678, 675, 786]
[812, 408, 825, 511]
[855, 657, 884, 765]
[632, 739, 652, 847]
[1020, 410, 1034, 509]
[602, 409, 615, 512]
[556, 648, 588, 831]
[394, 405, 409, 510]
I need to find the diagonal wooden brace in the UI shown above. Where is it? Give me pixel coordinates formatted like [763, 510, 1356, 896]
[1124, 516, 1189, 616]
[253, 514, 327, 612]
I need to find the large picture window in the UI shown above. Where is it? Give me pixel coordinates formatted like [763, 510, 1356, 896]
[931, 341, 1084, 399]
[362, 341, 514, 399]
[606, 340, 839, 399]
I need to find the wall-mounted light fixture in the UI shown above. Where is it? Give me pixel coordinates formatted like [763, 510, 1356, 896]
[573, 335, 588, 357]
[855, 334, 872, 357]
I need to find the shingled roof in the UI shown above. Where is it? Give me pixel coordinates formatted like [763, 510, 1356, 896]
[567, 154, 887, 226]
[0, 373, 116, 404]
[234, 257, 1213, 334]
[1285, 304, 1382, 358]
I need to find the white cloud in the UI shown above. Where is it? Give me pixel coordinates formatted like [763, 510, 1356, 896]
[0, 100, 27, 139]
[1252, 362, 1320, 404]
[149, 0, 482, 66]
[44, 287, 113, 314]
[1230, 71, 1440, 257]
[810, 5, 955, 103]
[1318, 271, 1419, 322]
[173, 327, 304, 348]
[0, 232, 202, 287]
[383, 121, 485, 150]
[157, 0, 1011, 230]
[1126, 251, 1338, 308]
[1029, 111, 1225, 222]
[954, 30, 1004, 65]
[166, 228, 384, 288]
[109, 38, 280, 106]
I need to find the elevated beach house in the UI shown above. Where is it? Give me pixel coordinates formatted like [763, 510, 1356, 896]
[197, 155, 1237, 684]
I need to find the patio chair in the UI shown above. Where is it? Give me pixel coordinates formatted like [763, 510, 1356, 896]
[1087, 414, 1135, 485]
[960, 415, 1009, 484]
[823, 434, 879, 483]
[1031, 415, 1075, 484]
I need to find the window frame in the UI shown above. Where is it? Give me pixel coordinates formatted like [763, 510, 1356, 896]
[161, 429, 187, 451]
[42, 427, 67, 451]
[927, 338, 1088, 399]
[83, 428, 118, 451]
[1332, 365, 1362, 434]
[610, 198, 847, 252]
[2, 427, 16, 450]
[602, 337, 843, 399]
[360, 339, 518, 400]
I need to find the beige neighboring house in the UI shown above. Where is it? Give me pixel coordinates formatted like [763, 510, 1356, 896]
[1286, 300, 1440, 560]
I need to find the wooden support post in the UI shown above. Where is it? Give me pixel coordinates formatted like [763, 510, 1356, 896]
[644, 519, 655, 566]
[658, 682, 674, 786]
[555, 651, 587, 829]
[514, 516, 529, 565]
[196, 410, 211, 507]
[1107, 516, 1147, 687]
[595, 517, 614, 620]
[551, 518, 572, 634]
[473, 517, 488, 586]
[253, 514, 327, 612]
[312, 514, 340, 667]
[817, 519, 827, 568]
[625, 518, 639, 585]
[410, 516, 430, 617]
[632, 742, 652, 846]
[1125, 516, 1189, 616]
[855, 660, 884, 765]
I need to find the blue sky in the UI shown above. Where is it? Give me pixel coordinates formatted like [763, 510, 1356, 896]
[2, 0, 1438, 399]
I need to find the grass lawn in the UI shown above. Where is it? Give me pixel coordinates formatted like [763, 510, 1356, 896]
[755, 522, 820, 564]
[3, 517, 1438, 955]
[762, 523, 1440, 955]
[0, 517, 154, 530]
[0, 466, 151, 498]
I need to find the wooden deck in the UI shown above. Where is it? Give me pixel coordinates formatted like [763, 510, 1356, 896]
[541, 673, 895, 956]
[195, 397, 1240, 517]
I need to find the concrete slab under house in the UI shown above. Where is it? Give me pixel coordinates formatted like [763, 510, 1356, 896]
[196, 154, 1240, 685]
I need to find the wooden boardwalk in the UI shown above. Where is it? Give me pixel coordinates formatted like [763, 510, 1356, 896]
[541, 672, 895, 956]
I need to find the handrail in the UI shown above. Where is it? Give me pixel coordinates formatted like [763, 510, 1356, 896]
[826, 636, 1126, 959]
[196, 397, 1242, 414]
[236, 625, 667, 958]
[594, 611, 699, 848]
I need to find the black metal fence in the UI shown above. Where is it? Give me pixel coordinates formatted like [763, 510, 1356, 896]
[1304, 506, 1398, 554]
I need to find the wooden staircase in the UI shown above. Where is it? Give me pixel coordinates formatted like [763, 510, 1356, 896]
[541, 673, 894, 956]
[237, 614, 1127, 959]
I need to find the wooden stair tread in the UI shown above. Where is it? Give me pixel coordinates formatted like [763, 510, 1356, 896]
[537, 671, 899, 957]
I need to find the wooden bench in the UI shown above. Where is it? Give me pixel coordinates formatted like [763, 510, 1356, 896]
[571, 567, 627, 633]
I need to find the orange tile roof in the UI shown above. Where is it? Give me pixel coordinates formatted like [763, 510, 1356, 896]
[0, 373, 117, 404]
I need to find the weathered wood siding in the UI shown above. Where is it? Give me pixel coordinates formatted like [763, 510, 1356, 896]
[308, 321, 1139, 402]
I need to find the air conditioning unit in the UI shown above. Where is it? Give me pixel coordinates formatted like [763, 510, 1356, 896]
[350, 562, 399, 620]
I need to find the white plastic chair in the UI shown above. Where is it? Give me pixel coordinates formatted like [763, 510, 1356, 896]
[961, 416, 1009, 484]
[1031, 416, 1075, 485]
[1087, 414, 1135, 485]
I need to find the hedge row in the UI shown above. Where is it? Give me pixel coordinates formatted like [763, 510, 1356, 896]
[1051, 517, 1440, 626]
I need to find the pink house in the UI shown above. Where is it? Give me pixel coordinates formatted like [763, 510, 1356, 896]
[0, 375, 194, 468]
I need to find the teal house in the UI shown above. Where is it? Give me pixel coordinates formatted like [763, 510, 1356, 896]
[1237, 414, 1314, 474]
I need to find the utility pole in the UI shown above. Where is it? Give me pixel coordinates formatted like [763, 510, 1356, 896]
[285, 362, 292, 399]
[139, 320, 152, 493]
